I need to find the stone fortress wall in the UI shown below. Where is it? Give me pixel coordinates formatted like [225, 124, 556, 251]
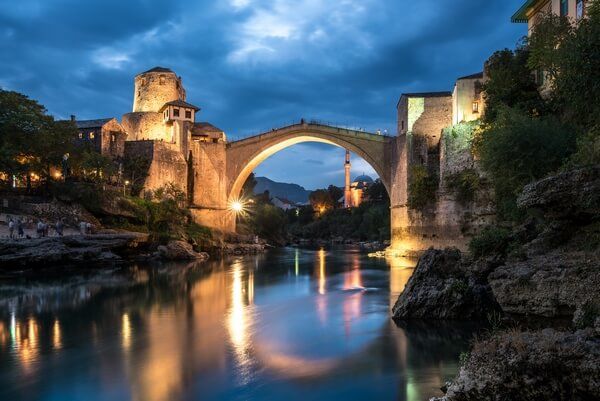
[389, 75, 495, 256]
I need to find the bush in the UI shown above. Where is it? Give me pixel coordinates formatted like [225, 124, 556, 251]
[469, 226, 512, 259]
[408, 165, 438, 210]
[446, 169, 480, 204]
[473, 107, 576, 221]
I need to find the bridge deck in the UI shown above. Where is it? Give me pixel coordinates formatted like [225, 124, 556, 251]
[228, 122, 393, 146]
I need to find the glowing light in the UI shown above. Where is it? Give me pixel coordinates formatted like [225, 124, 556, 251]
[124, 180, 130, 185]
[122, 313, 132, 350]
[52, 319, 62, 350]
[318, 248, 326, 295]
[228, 198, 251, 217]
[231, 201, 243, 212]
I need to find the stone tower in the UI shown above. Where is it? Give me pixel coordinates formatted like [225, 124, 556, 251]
[122, 67, 187, 142]
[344, 149, 352, 208]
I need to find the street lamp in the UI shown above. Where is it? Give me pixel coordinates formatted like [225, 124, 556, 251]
[123, 180, 130, 196]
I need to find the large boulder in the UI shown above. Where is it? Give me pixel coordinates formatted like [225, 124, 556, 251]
[432, 329, 600, 401]
[157, 240, 209, 261]
[392, 248, 500, 320]
[489, 250, 600, 319]
[517, 165, 600, 221]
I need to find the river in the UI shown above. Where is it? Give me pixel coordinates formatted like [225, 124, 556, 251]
[0, 248, 477, 401]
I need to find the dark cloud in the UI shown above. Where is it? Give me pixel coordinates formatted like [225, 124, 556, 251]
[0, 0, 527, 188]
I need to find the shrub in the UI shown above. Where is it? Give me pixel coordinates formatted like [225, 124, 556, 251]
[469, 226, 512, 259]
[473, 107, 576, 221]
[446, 169, 480, 204]
[408, 165, 438, 210]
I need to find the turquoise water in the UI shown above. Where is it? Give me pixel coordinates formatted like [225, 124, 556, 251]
[0, 248, 475, 401]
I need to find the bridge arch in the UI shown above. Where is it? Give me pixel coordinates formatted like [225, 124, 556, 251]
[226, 123, 394, 205]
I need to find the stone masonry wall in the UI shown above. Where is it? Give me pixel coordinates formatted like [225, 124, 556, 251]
[124, 141, 188, 196]
[132, 71, 185, 113]
[122, 112, 167, 142]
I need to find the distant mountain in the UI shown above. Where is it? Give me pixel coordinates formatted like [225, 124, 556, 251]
[254, 177, 312, 204]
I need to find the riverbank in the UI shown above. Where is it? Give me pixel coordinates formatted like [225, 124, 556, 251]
[392, 166, 600, 400]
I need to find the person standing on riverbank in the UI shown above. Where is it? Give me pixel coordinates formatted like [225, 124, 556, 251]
[36, 220, 44, 238]
[17, 219, 24, 239]
[8, 219, 15, 240]
[55, 220, 64, 237]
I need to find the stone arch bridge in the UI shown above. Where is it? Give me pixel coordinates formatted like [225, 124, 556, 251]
[186, 121, 473, 256]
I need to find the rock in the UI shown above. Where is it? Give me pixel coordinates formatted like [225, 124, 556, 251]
[517, 165, 600, 220]
[433, 329, 600, 401]
[157, 240, 209, 261]
[489, 250, 600, 319]
[392, 248, 500, 320]
[0, 233, 149, 268]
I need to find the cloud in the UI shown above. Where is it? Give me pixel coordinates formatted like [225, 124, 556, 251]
[0, 0, 527, 187]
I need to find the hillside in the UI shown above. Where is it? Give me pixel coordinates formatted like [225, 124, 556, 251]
[254, 177, 312, 204]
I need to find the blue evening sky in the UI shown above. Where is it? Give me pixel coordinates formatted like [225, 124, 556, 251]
[0, 0, 526, 190]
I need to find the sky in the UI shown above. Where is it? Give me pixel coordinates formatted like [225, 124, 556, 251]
[0, 0, 527, 190]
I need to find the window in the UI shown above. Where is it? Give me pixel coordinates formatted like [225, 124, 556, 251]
[560, 0, 568, 17]
[401, 120, 405, 130]
[472, 101, 479, 113]
[185, 110, 192, 119]
[111, 134, 116, 142]
[577, 0, 585, 18]
[159, 75, 166, 85]
[173, 108, 180, 117]
[78, 133, 83, 139]
[89, 132, 95, 139]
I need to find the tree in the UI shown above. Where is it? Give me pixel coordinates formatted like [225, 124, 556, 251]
[482, 48, 548, 123]
[473, 107, 576, 220]
[309, 189, 334, 213]
[327, 185, 343, 206]
[0, 89, 77, 190]
[365, 179, 389, 203]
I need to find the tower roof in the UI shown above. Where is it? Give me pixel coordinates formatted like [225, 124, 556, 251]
[457, 72, 484, 80]
[138, 66, 174, 75]
[159, 99, 200, 112]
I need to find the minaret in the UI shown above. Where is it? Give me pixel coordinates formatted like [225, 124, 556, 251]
[344, 149, 352, 208]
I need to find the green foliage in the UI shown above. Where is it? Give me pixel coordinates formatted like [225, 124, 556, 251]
[459, 351, 470, 366]
[122, 155, 150, 196]
[0, 89, 77, 188]
[446, 169, 480, 204]
[567, 126, 600, 167]
[526, 12, 573, 83]
[468, 226, 512, 259]
[549, 1, 600, 128]
[79, 151, 116, 182]
[326, 185, 343, 205]
[185, 223, 213, 249]
[288, 202, 390, 242]
[482, 48, 548, 123]
[443, 121, 479, 155]
[247, 203, 288, 244]
[408, 165, 438, 210]
[473, 107, 576, 220]
[365, 179, 389, 203]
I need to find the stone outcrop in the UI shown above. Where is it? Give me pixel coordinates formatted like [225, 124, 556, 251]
[517, 165, 600, 221]
[157, 240, 209, 261]
[392, 248, 500, 320]
[432, 329, 600, 401]
[0, 233, 149, 268]
[489, 250, 600, 319]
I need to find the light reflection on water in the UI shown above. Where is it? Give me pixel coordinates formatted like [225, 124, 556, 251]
[0, 248, 476, 401]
